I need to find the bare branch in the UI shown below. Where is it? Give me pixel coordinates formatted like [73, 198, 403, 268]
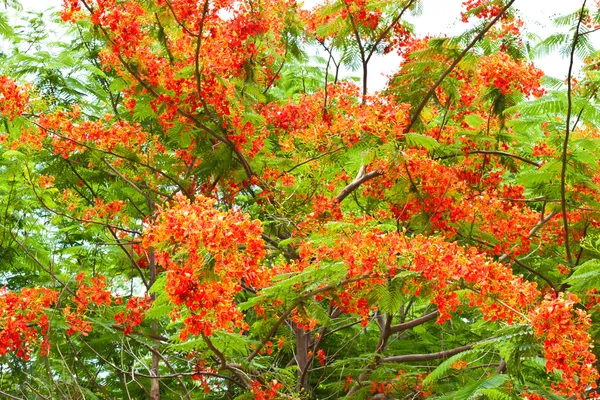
[389, 310, 440, 334]
[437, 150, 541, 167]
[336, 169, 383, 202]
[382, 343, 474, 363]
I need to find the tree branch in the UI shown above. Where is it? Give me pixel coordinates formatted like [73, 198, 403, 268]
[561, 0, 587, 265]
[437, 150, 540, 167]
[286, 147, 344, 174]
[336, 169, 383, 202]
[381, 343, 474, 363]
[512, 258, 556, 292]
[404, 0, 517, 133]
[389, 310, 440, 334]
[0, 390, 24, 400]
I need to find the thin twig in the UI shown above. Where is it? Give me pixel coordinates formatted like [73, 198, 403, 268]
[437, 150, 540, 167]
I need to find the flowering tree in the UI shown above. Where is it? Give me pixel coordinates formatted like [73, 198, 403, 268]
[0, 0, 599, 398]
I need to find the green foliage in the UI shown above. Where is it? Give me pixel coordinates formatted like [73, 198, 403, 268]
[1, 1, 600, 399]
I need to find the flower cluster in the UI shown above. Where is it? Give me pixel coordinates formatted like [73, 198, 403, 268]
[0, 287, 58, 359]
[250, 380, 283, 400]
[82, 198, 126, 221]
[38, 108, 148, 157]
[142, 194, 269, 339]
[114, 295, 153, 335]
[529, 293, 599, 398]
[64, 273, 112, 336]
[0, 75, 29, 121]
[479, 52, 545, 97]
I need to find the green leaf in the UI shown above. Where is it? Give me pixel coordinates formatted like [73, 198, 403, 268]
[439, 374, 509, 400]
[565, 259, 600, 293]
[405, 133, 440, 150]
[422, 349, 482, 386]
[2, 150, 25, 160]
[464, 114, 486, 129]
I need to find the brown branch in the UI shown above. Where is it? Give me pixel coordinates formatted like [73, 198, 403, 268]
[321, 319, 363, 340]
[261, 233, 298, 260]
[117, 49, 254, 180]
[25, 173, 141, 235]
[580, 25, 600, 36]
[349, 308, 439, 395]
[381, 343, 474, 363]
[68, 0, 258, 185]
[79, 337, 244, 387]
[336, 169, 383, 202]
[111, 324, 168, 342]
[343, 5, 367, 96]
[107, 226, 149, 290]
[154, 13, 175, 65]
[263, 46, 288, 95]
[562, 0, 587, 265]
[64, 334, 113, 399]
[163, 0, 198, 36]
[498, 210, 560, 263]
[512, 258, 556, 291]
[131, 338, 192, 400]
[23, 383, 50, 400]
[437, 150, 540, 167]
[102, 158, 151, 205]
[193, 0, 210, 103]
[501, 196, 557, 203]
[63, 158, 96, 201]
[286, 147, 344, 174]
[389, 310, 439, 334]
[0, 390, 24, 400]
[9, 231, 75, 297]
[31, 119, 189, 198]
[496, 359, 507, 374]
[529, 210, 560, 238]
[203, 334, 227, 367]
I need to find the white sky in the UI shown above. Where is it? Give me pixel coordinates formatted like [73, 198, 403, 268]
[15, 0, 600, 91]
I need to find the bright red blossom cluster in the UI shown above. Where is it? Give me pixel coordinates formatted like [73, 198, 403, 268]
[64, 273, 112, 336]
[0, 277, 128, 356]
[461, 0, 524, 35]
[142, 194, 270, 339]
[479, 52, 545, 97]
[260, 83, 411, 150]
[0, 75, 30, 121]
[529, 293, 599, 398]
[280, 229, 538, 326]
[0, 287, 58, 359]
[276, 228, 600, 394]
[462, 0, 504, 21]
[362, 152, 538, 256]
[62, 0, 291, 155]
[250, 380, 283, 400]
[37, 108, 149, 157]
[114, 295, 153, 335]
[82, 198, 126, 221]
